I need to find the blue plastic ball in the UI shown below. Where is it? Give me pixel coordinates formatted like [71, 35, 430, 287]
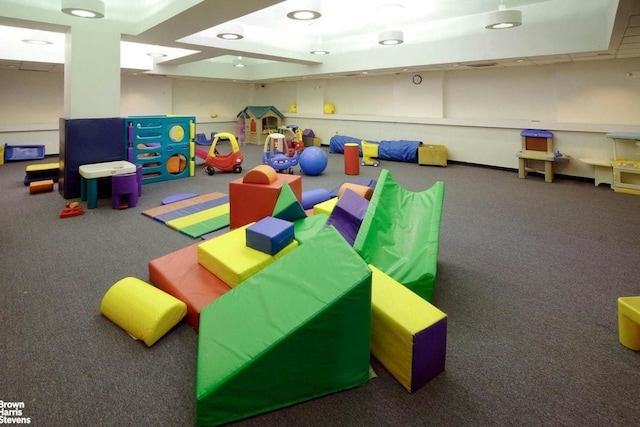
[299, 147, 328, 176]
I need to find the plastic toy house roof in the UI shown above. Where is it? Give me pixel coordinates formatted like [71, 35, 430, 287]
[237, 106, 284, 120]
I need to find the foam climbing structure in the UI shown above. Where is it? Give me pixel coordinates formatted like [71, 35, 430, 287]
[196, 227, 372, 426]
[353, 169, 444, 302]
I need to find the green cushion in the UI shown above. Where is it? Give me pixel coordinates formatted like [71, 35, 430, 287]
[353, 169, 444, 302]
[196, 226, 372, 426]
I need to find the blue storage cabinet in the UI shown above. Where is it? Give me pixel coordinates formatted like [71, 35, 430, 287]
[126, 116, 195, 185]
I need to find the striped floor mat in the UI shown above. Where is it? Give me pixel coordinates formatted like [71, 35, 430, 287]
[141, 192, 230, 238]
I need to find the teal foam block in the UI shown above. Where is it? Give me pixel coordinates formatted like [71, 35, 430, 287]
[353, 169, 444, 302]
[196, 226, 372, 426]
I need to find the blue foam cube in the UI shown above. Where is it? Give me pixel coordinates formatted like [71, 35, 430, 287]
[246, 216, 295, 255]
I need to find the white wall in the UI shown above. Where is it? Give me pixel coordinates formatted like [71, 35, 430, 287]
[0, 69, 64, 154]
[280, 58, 640, 178]
[171, 78, 254, 137]
[2, 57, 640, 180]
[0, 69, 64, 125]
[120, 74, 172, 117]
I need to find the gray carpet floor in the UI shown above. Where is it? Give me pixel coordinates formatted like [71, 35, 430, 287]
[1, 142, 639, 426]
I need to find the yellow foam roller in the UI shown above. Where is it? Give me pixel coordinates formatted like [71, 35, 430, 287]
[100, 277, 187, 347]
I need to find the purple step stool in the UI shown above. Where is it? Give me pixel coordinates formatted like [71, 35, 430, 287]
[112, 173, 139, 209]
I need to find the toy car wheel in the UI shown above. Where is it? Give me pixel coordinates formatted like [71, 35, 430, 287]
[288, 168, 294, 174]
[234, 166, 242, 174]
[206, 166, 215, 176]
[374, 161, 380, 167]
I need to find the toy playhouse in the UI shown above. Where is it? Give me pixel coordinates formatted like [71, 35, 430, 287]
[237, 106, 284, 145]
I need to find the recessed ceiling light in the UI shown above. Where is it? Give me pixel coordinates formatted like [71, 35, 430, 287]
[216, 23, 244, 40]
[22, 38, 53, 45]
[61, 0, 105, 19]
[377, 4, 404, 17]
[378, 30, 403, 45]
[310, 41, 329, 55]
[287, 0, 321, 20]
[218, 32, 243, 40]
[485, 5, 522, 30]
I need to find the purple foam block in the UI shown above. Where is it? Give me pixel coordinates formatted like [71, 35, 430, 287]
[411, 317, 447, 392]
[325, 189, 369, 246]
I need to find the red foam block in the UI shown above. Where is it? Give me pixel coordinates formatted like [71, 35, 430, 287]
[148, 242, 231, 331]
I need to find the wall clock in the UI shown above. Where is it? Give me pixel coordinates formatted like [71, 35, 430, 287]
[412, 75, 422, 85]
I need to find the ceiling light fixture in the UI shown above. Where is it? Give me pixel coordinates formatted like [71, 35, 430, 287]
[232, 56, 246, 67]
[378, 30, 403, 46]
[61, 0, 105, 19]
[310, 40, 329, 55]
[286, 0, 321, 20]
[22, 38, 53, 45]
[21, 32, 53, 45]
[376, 4, 404, 20]
[485, 1, 522, 29]
[216, 23, 244, 40]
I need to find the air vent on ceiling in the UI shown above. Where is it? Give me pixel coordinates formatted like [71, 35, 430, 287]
[19, 62, 56, 72]
[466, 62, 499, 68]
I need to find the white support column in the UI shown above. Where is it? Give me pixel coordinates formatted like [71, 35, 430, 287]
[64, 23, 120, 118]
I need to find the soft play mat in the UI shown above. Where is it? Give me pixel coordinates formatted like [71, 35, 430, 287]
[141, 192, 230, 238]
[196, 227, 372, 426]
[353, 169, 444, 302]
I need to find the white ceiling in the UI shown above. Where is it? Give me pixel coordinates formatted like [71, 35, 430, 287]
[0, 0, 639, 82]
